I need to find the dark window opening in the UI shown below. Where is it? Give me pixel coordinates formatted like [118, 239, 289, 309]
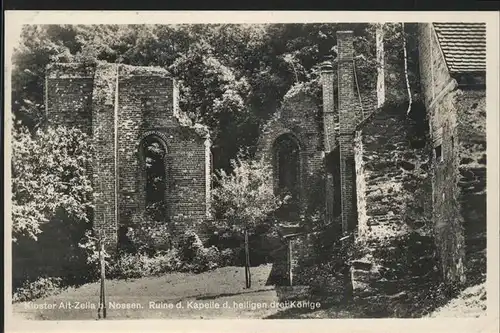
[435, 144, 443, 163]
[273, 134, 301, 220]
[143, 137, 167, 222]
[325, 148, 342, 218]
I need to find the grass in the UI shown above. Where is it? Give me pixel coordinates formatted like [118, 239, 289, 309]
[13, 264, 280, 320]
[13, 264, 487, 320]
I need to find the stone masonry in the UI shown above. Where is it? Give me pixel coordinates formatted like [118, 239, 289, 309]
[417, 23, 486, 285]
[270, 24, 485, 309]
[45, 62, 212, 249]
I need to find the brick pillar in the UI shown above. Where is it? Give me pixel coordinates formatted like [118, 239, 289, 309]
[376, 23, 386, 108]
[321, 60, 336, 153]
[337, 31, 361, 234]
[92, 63, 119, 250]
[321, 60, 336, 224]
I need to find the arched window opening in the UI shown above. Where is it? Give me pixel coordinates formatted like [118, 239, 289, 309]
[142, 137, 168, 222]
[326, 148, 342, 218]
[273, 133, 301, 220]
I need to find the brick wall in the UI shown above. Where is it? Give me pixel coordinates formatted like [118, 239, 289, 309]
[91, 63, 119, 246]
[321, 62, 336, 153]
[256, 91, 322, 217]
[45, 62, 211, 249]
[46, 63, 95, 134]
[337, 31, 361, 234]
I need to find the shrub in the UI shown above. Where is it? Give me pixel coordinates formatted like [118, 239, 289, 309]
[108, 249, 181, 279]
[107, 230, 221, 279]
[205, 223, 281, 267]
[177, 230, 205, 263]
[124, 214, 173, 255]
[12, 125, 93, 243]
[13, 277, 63, 302]
[219, 248, 238, 266]
[184, 245, 221, 273]
[177, 230, 222, 273]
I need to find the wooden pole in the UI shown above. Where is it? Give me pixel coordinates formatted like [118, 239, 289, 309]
[98, 238, 107, 319]
[244, 229, 251, 289]
[288, 239, 293, 287]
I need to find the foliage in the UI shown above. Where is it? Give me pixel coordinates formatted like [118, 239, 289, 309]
[77, 229, 111, 279]
[292, 225, 352, 299]
[12, 23, 393, 173]
[212, 152, 283, 233]
[176, 230, 221, 273]
[11, 125, 93, 242]
[13, 277, 63, 302]
[108, 250, 182, 279]
[123, 214, 173, 255]
[107, 229, 222, 278]
[205, 223, 281, 266]
[219, 248, 239, 267]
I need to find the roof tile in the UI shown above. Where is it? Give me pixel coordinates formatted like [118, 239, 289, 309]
[433, 23, 486, 73]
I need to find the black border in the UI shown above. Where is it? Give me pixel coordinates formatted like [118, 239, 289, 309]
[3, 0, 500, 10]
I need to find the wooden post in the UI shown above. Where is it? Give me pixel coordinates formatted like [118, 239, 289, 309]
[244, 229, 251, 289]
[98, 238, 107, 319]
[288, 238, 293, 287]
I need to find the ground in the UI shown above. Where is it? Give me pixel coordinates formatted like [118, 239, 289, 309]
[13, 265, 280, 320]
[12, 265, 487, 320]
[427, 282, 487, 318]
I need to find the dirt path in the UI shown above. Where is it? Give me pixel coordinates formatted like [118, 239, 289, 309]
[12, 264, 284, 320]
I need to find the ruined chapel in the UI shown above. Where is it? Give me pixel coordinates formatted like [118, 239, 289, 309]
[45, 23, 486, 299]
[259, 23, 486, 298]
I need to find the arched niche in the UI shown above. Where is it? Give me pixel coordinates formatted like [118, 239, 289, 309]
[272, 133, 302, 220]
[138, 134, 170, 222]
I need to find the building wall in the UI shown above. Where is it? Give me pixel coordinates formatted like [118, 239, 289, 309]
[351, 106, 435, 301]
[417, 23, 454, 112]
[45, 63, 211, 248]
[45, 63, 94, 134]
[256, 91, 323, 215]
[456, 89, 487, 284]
[91, 63, 119, 245]
[337, 31, 362, 234]
[417, 23, 487, 286]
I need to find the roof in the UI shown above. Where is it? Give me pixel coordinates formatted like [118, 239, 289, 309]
[433, 23, 486, 74]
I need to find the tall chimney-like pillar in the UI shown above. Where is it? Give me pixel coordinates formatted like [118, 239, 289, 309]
[337, 31, 360, 234]
[321, 59, 336, 224]
[321, 60, 336, 153]
[376, 23, 386, 108]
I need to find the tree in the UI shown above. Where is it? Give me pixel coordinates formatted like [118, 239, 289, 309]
[11, 125, 94, 242]
[212, 152, 283, 288]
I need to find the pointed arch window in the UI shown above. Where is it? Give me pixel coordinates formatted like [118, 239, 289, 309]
[139, 135, 169, 222]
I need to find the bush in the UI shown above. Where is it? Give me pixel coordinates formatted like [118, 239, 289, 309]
[106, 230, 222, 279]
[13, 277, 63, 302]
[220, 248, 238, 266]
[13, 210, 95, 291]
[177, 230, 222, 273]
[108, 249, 181, 279]
[183, 245, 221, 273]
[123, 214, 173, 255]
[177, 230, 205, 262]
[205, 223, 281, 267]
